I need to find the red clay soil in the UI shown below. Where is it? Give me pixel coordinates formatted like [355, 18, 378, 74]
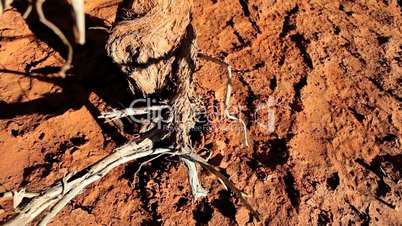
[0, 0, 401, 225]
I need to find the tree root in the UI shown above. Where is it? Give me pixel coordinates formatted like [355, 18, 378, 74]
[35, 0, 73, 76]
[1, 1, 260, 224]
[182, 152, 261, 221]
[99, 105, 169, 121]
[0, 0, 13, 15]
[198, 53, 250, 146]
[1, 140, 260, 225]
[182, 157, 208, 199]
[2, 139, 171, 226]
[1, 0, 86, 76]
[69, 0, 85, 45]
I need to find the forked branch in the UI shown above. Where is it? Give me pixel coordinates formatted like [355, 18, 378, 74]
[183, 153, 261, 221]
[2, 139, 172, 226]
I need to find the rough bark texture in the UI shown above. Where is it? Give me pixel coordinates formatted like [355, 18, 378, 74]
[107, 0, 192, 94]
[107, 0, 199, 150]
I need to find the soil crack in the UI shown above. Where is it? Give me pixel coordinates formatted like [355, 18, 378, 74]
[284, 171, 300, 211]
[238, 0, 261, 33]
[279, 5, 299, 38]
[290, 33, 313, 69]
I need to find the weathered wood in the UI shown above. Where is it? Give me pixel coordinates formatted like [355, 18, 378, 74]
[3, 139, 171, 226]
[2, 1, 260, 224]
[106, 0, 192, 94]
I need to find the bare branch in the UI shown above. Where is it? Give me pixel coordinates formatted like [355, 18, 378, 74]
[99, 105, 169, 120]
[0, 1, 259, 225]
[4, 139, 173, 226]
[198, 53, 249, 146]
[182, 153, 261, 221]
[182, 157, 208, 199]
[133, 152, 168, 185]
[223, 65, 249, 146]
[0, 190, 39, 209]
[0, 0, 13, 15]
[69, 0, 86, 45]
[22, 4, 32, 19]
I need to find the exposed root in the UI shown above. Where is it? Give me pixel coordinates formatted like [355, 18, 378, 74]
[182, 153, 261, 221]
[1, 1, 259, 224]
[35, 0, 73, 76]
[22, 1, 32, 19]
[70, 0, 86, 45]
[198, 53, 249, 146]
[182, 157, 208, 199]
[0, 0, 13, 15]
[1, 0, 82, 59]
[88, 26, 111, 32]
[99, 105, 169, 120]
[224, 65, 249, 146]
[0, 189, 39, 209]
[132, 152, 169, 185]
[3, 139, 172, 226]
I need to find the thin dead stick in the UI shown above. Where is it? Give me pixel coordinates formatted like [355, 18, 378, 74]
[99, 105, 169, 120]
[70, 0, 85, 45]
[0, 190, 40, 208]
[181, 157, 208, 199]
[22, 1, 32, 19]
[36, 0, 73, 76]
[224, 65, 249, 146]
[88, 26, 111, 32]
[4, 139, 173, 226]
[0, 0, 13, 15]
[132, 152, 167, 185]
[1, 0, 79, 74]
[182, 153, 261, 221]
[198, 53, 249, 146]
[0, 0, 32, 19]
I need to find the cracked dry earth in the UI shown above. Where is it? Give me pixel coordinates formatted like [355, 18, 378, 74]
[0, 0, 401, 225]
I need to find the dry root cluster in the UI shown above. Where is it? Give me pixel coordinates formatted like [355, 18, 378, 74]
[0, 0, 259, 225]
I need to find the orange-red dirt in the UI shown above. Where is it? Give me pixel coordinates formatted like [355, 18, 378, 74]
[0, 0, 401, 225]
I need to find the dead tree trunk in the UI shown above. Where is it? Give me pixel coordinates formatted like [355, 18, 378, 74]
[107, 0, 193, 95]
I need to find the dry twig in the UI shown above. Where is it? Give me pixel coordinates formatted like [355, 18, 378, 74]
[0, 0, 84, 76]
[69, 0, 86, 45]
[99, 105, 169, 120]
[0, 0, 13, 15]
[198, 53, 250, 146]
[182, 152, 261, 220]
[181, 157, 208, 199]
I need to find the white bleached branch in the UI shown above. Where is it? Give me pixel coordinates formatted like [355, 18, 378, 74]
[3, 139, 173, 226]
[198, 53, 249, 146]
[99, 105, 169, 120]
[69, 0, 85, 45]
[35, 0, 73, 76]
[0, 0, 13, 15]
[182, 157, 208, 199]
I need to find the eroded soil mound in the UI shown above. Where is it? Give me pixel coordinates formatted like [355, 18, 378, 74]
[0, 0, 401, 225]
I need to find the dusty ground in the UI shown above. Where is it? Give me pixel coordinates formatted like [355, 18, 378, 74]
[0, 0, 401, 225]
